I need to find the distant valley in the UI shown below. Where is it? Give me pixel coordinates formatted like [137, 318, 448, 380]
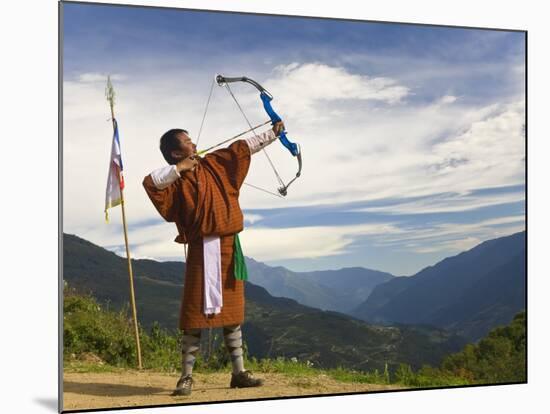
[245, 257, 395, 313]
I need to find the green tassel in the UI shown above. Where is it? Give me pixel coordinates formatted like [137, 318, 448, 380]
[233, 233, 248, 281]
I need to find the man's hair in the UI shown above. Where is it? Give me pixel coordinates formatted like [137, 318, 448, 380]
[159, 128, 188, 164]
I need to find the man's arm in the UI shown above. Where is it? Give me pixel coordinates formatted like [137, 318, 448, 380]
[147, 155, 199, 189]
[143, 154, 199, 221]
[143, 170, 180, 222]
[150, 165, 181, 189]
[245, 121, 284, 155]
[202, 122, 283, 190]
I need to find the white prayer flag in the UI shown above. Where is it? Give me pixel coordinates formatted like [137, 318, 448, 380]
[104, 119, 125, 222]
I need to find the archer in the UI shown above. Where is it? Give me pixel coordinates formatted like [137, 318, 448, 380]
[143, 119, 284, 396]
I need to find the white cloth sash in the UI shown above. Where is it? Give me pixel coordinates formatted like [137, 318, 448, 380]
[203, 235, 223, 315]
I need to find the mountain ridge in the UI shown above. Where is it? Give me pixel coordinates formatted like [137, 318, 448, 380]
[351, 231, 526, 341]
[245, 256, 395, 313]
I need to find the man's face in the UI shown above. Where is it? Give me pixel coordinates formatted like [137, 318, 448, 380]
[172, 131, 197, 161]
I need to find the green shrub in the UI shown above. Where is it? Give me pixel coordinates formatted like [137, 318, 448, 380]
[64, 289, 180, 371]
[441, 311, 526, 384]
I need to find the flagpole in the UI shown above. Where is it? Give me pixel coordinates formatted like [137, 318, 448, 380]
[106, 76, 143, 370]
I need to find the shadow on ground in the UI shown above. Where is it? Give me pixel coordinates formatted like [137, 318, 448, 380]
[34, 397, 58, 412]
[64, 381, 166, 397]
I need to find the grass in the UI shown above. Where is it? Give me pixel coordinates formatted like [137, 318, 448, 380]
[64, 356, 403, 388]
[326, 365, 390, 384]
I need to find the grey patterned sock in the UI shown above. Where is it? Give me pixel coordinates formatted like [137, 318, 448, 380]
[181, 328, 201, 376]
[223, 324, 245, 374]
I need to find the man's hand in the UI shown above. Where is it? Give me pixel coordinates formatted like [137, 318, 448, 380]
[272, 121, 285, 136]
[176, 155, 199, 173]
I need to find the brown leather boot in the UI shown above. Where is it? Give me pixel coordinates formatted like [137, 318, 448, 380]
[172, 374, 194, 396]
[230, 370, 264, 388]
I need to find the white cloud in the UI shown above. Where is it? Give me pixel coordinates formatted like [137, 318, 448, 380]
[437, 95, 458, 105]
[73, 218, 403, 263]
[410, 236, 484, 254]
[78, 72, 126, 83]
[237, 222, 403, 261]
[374, 215, 525, 254]
[69, 220, 188, 262]
[83, 213, 524, 265]
[244, 213, 264, 225]
[352, 189, 524, 215]
[407, 223, 526, 254]
[264, 62, 410, 121]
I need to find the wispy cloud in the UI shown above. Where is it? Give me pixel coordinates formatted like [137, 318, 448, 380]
[78, 72, 126, 83]
[352, 188, 524, 215]
[265, 62, 410, 120]
[239, 222, 402, 261]
[374, 215, 525, 252]
[244, 213, 264, 225]
[85, 210, 524, 271]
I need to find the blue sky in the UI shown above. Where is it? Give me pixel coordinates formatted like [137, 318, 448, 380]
[62, 2, 525, 276]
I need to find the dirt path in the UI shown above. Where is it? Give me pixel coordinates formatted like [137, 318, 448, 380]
[63, 369, 404, 410]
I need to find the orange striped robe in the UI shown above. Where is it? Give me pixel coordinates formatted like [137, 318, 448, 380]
[143, 140, 251, 329]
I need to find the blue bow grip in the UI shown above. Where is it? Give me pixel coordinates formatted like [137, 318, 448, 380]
[260, 92, 299, 157]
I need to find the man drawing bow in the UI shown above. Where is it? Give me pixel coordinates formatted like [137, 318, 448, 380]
[143, 119, 285, 395]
